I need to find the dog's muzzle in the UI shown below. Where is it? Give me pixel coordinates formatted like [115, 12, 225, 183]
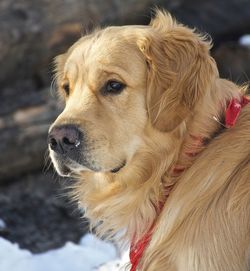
[48, 124, 126, 174]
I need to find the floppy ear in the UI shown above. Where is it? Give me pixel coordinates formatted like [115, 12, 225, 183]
[137, 10, 218, 132]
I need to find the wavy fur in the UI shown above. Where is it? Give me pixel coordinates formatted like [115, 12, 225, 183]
[51, 10, 250, 271]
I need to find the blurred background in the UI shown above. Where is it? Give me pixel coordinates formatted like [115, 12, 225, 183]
[0, 0, 250, 269]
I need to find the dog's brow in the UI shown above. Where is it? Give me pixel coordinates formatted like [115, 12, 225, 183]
[64, 61, 80, 81]
[101, 66, 130, 81]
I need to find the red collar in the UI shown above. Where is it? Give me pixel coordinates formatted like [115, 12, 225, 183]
[225, 96, 250, 127]
[129, 96, 250, 271]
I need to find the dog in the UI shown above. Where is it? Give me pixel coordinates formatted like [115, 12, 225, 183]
[48, 10, 250, 271]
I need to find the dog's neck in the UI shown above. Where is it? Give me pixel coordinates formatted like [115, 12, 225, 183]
[74, 121, 218, 242]
[74, 80, 240, 242]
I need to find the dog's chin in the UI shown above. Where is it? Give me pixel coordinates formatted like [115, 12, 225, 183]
[56, 164, 72, 177]
[50, 155, 82, 177]
[55, 161, 91, 177]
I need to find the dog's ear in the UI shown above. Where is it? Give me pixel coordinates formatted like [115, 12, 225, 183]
[137, 10, 218, 131]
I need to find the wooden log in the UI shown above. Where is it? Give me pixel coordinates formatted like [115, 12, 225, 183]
[1, 0, 250, 90]
[213, 43, 250, 86]
[0, 0, 162, 89]
[0, 89, 61, 180]
[1, 0, 250, 180]
[164, 0, 250, 45]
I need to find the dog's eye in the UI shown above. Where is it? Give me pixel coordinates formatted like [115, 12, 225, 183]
[62, 82, 70, 96]
[102, 80, 125, 95]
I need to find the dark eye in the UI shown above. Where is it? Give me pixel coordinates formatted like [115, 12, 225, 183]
[102, 80, 126, 95]
[62, 82, 70, 96]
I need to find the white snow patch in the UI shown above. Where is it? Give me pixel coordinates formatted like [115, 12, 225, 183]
[0, 233, 126, 271]
[239, 35, 250, 47]
[98, 249, 129, 271]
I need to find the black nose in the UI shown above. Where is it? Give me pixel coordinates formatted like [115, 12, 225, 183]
[48, 124, 82, 155]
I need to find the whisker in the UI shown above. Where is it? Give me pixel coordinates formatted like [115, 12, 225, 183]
[212, 115, 227, 128]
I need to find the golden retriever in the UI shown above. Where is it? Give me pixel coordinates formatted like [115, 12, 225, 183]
[48, 10, 250, 271]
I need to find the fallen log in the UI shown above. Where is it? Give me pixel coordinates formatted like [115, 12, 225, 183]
[0, 89, 61, 180]
[1, 0, 250, 181]
[1, 0, 250, 90]
[0, 0, 162, 89]
[213, 43, 250, 85]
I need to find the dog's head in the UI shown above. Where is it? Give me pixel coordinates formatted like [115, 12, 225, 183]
[48, 10, 217, 177]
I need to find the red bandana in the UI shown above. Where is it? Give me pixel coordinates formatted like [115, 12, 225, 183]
[129, 96, 250, 271]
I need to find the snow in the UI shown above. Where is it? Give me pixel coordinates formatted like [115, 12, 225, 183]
[98, 250, 129, 271]
[0, 233, 128, 271]
[239, 34, 250, 47]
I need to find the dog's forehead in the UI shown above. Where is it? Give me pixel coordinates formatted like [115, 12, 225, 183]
[65, 26, 145, 73]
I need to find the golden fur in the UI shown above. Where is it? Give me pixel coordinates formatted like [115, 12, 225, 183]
[49, 10, 250, 271]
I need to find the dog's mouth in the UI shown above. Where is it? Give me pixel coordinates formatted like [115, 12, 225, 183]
[68, 160, 126, 174]
[53, 153, 126, 176]
[49, 134, 128, 175]
[110, 161, 126, 173]
[50, 154, 85, 177]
